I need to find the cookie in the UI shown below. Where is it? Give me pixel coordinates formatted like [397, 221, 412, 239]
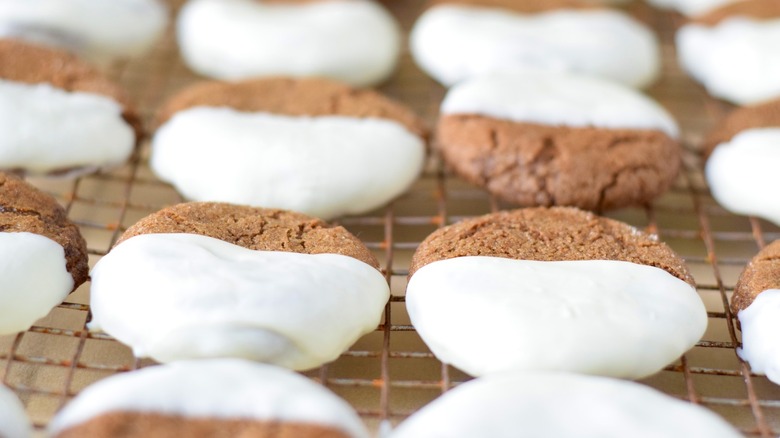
[49, 359, 369, 438]
[0, 40, 140, 176]
[152, 77, 427, 220]
[0, 384, 31, 438]
[436, 71, 680, 211]
[676, 0, 780, 105]
[177, 0, 400, 87]
[731, 240, 780, 384]
[391, 372, 741, 438]
[406, 207, 706, 378]
[411, 0, 660, 88]
[90, 202, 389, 370]
[702, 99, 780, 226]
[0, 0, 167, 65]
[0, 172, 88, 335]
[647, 0, 740, 16]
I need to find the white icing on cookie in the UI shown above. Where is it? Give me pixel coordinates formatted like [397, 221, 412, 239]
[390, 372, 742, 438]
[705, 128, 780, 226]
[0, 0, 167, 65]
[0, 79, 135, 176]
[0, 232, 73, 335]
[441, 71, 679, 138]
[410, 6, 659, 88]
[647, 0, 740, 16]
[406, 257, 706, 378]
[48, 359, 369, 437]
[89, 233, 390, 370]
[177, 0, 401, 87]
[677, 18, 780, 105]
[0, 384, 31, 438]
[737, 289, 780, 384]
[151, 107, 425, 220]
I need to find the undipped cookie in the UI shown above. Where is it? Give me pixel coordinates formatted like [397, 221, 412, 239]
[437, 71, 680, 211]
[177, 0, 401, 86]
[406, 207, 706, 378]
[677, 0, 780, 105]
[703, 99, 780, 225]
[0, 40, 140, 176]
[411, 0, 660, 88]
[731, 240, 780, 385]
[0, 384, 31, 438]
[0, 172, 88, 335]
[49, 359, 369, 438]
[90, 202, 389, 370]
[152, 77, 426, 220]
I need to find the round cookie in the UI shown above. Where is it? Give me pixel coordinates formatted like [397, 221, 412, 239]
[177, 0, 401, 87]
[0, 40, 140, 177]
[406, 207, 706, 378]
[49, 359, 370, 438]
[391, 372, 741, 438]
[0, 0, 168, 65]
[90, 202, 390, 370]
[410, 0, 660, 88]
[0, 172, 88, 335]
[731, 240, 780, 384]
[702, 99, 780, 226]
[676, 0, 780, 105]
[436, 71, 680, 211]
[0, 384, 31, 438]
[152, 77, 427, 220]
[647, 0, 741, 16]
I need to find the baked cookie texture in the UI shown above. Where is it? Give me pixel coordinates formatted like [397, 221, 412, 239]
[702, 98, 780, 157]
[732, 240, 780, 314]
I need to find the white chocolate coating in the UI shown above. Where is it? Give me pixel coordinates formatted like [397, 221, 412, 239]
[677, 18, 780, 105]
[406, 257, 706, 378]
[49, 359, 369, 438]
[151, 107, 425, 220]
[442, 71, 679, 138]
[0, 0, 167, 65]
[737, 289, 780, 384]
[0, 79, 135, 176]
[410, 6, 660, 88]
[89, 233, 390, 370]
[647, 0, 740, 16]
[0, 384, 32, 438]
[391, 372, 742, 438]
[705, 128, 780, 226]
[0, 232, 73, 335]
[177, 0, 401, 87]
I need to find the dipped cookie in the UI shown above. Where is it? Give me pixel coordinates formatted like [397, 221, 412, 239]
[437, 71, 680, 211]
[0, 172, 88, 335]
[0, 384, 31, 438]
[89, 203, 390, 370]
[406, 207, 707, 378]
[177, 0, 401, 86]
[152, 78, 426, 220]
[703, 99, 780, 225]
[410, 0, 660, 88]
[677, 0, 780, 105]
[49, 359, 369, 438]
[0, 40, 140, 176]
[647, 0, 741, 16]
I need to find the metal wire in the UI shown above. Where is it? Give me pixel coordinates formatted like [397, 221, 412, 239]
[1, 0, 779, 435]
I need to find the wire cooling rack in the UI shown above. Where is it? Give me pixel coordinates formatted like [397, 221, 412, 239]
[2, 0, 779, 436]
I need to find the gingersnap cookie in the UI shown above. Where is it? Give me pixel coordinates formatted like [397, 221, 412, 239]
[0, 0, 167, 65]
[391, 372, 741, 438]
[0, 40, 140, 176]
[410, 0, 659, 88]
[0, 384, 31, 438]
[731, 240, 780, 384]
[90, 202, 389, 370]
[437, 71, 680, 211]
[647, 0, 740, 16]
[177, 0, 400, 87]
[152, 77, 427, 220]
[49, 359, 370, 438]
[406, 207, 706, 378]
[677, 0, 780, 105]
[702, 99, 780, 226]
[0, 172, 88, 335]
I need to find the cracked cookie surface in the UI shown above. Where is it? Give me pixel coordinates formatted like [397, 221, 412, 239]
[732, 240, 780, 313]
